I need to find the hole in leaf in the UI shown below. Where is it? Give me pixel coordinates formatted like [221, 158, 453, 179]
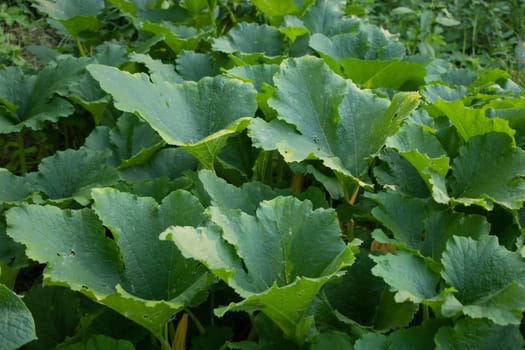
[239, 258, 249, 274]
[104, 227, 115, 240]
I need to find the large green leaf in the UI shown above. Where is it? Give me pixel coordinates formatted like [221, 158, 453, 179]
[83, 122, 196, 182]
[198, 169, 288, 214]
[129, 53, 182, 84]
[385, 123, 450, 203]
[56, 335, 135, 350]
[490, 103, 525, 148]
[91, 188, 209, 300]
[355, 319, 446, 350]
[226, 64, 280, 92]
[309, 28, 406, 72]
[226, 64, 280, 119]
[311, 252, 387, 327]
[251, 0, 301, 20]
[316, 24, 404, 60]
[34, 0, 105, 37]
[340, 58, 427, 90]
[164, 196, 354, 293]
[372, 289, 419, 330]
[23, 285, 81, 350]
[279, 16, 310, 42]
[435, 318, 524, 350]
[140, 22, 202, 54]
[386, 122, 447, 159]
[0, 55, 107, 129]
[176, 51, 218, 81]
[370, 250, 440, 304]
[214, 276, 331, 344]
[107, 113, 163, 168]
[450, 133, 525, 210]
[421, 84, 468, 103]
[6, 205, 122, 295]
[0, 221, 28, 289]
[27, 148, 120, 205]
[266, 56, 347, 137]
[88, 64, 258, 169]
[0, 168, 33, 203]
[83, 113, 164, 169]
[161, 196, 358, 342]
[367, 191, 490, 259]
[35, 0, 104, 18]
[122, 148, 198, 183]
[212, 22, 284, 58]
[440, 236, 525, 325]
[374, 148, 430, 198]
[311, 331, 353, 349]
[249, 56, 403, 188]
[6, 190, 214, 339]
[0, 283, 37, 350]
[433, 99, 515, 142]
[90, 189, 215, 335]
[300, 0, 357, 36]
[0, 66, 73, 132]
[108, 0, 186, 23]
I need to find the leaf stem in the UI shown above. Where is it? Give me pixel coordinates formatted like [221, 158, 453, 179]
[210, 291, 215, 326]
[75, 37, 86, 57]
[290, 173, 304, 193]
[154, 327, 172, 350]
[472, 13, 478, 56]
[184, 307, 206, 335]
[208, 0, 217, 30]
[172, 314, 189, 350]
[422, 304, 430, 320]
[348, 183, 360, 206]
[247, 314, 258, 341]
[0, 264, 18, 289]
[17, 131, 27, 174]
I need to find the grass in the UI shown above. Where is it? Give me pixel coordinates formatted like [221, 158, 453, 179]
[0, 0, 58, 68]
[350, 0, 525, 86]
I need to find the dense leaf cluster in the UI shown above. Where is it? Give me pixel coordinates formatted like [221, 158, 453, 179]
[1, 1, 525, 349]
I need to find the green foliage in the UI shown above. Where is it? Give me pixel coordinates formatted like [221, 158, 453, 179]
[0, 0, 58, 68]
[0, 0, 525, 349]
[0, 284, 36, 350]
[360, 0, 525, 85]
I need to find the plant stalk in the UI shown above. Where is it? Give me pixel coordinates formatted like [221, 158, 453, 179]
[18, 131, 27, 174]
[184, 307, 206, 335]
[422, 304, 430, 320]
[75, 36, 87, 57]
